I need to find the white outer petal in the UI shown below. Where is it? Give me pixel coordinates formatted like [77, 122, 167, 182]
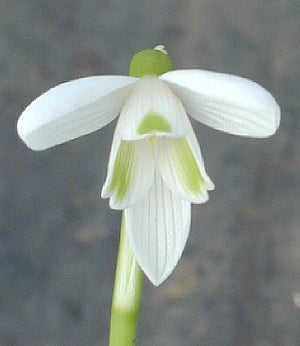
[125, 170, 191, 286]
[17, 76, 138, 150]
[101, 127, 154, 209]
[161, 69, 280, 137]
[117, 76, 190, 140]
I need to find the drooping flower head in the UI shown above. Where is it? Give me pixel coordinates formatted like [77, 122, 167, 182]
[17, 45, 280, 285]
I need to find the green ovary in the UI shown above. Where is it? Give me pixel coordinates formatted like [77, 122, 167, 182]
[110, 141, 135, 201]
[129, 48, 175, 77]
[137, 112, 172, 135]
[173, 139, 205, 194]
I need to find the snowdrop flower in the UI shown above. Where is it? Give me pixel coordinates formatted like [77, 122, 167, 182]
[17, 46, 280, 285]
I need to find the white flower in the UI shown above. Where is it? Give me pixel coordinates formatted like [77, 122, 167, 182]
[17, 47, 280, 286]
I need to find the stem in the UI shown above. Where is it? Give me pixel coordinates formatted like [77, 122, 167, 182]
[109, 212, 144, 345]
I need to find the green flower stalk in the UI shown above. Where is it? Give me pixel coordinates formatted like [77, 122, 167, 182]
[109, 213, 143, 345]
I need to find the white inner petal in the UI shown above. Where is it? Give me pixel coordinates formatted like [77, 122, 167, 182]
[117, 76, 191, 140]
[156, 135, 213, 204]
[101, 131, 154, 210]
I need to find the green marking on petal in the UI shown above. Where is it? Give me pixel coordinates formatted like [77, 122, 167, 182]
[129, 48, 175, 78]
[110, 141, 136, 201]
[173, 139, 205, 194]
[137, 112, 172, 135]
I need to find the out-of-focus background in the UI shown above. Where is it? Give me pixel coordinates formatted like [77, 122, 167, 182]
[0, 1, 299, 345]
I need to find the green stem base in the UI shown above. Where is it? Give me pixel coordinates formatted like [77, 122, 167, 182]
[109, 213, 143, 346]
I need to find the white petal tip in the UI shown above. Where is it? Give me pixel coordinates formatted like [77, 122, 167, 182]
[109, 199, 126, 211]
[143, 250, 184, 286]
[191, 190, 209, 204]
[206, 179, 215, 191]
[17, 116, 37, 150]
[100, 184, 109, 199]
[148, 274, 170, 286]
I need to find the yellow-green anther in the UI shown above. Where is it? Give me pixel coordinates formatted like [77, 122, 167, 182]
[173, 139, 205, 195]
[110, 141, 135, 202]
[129, 47, 175, 78]
[137, 112, 172, 135]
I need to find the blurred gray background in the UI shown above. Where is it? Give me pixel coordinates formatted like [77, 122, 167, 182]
[0, 0, 299, 345]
